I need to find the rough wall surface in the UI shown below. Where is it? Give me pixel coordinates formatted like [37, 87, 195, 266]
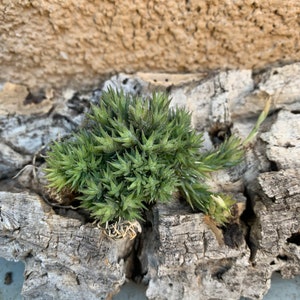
[1, 0, 300, 90]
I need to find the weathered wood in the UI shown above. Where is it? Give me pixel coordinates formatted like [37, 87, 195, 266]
[260, 110, 300, 170]
[254, 169, 300, 278]
[0, 191, 134, 300]
[139, 168, 300, 300]
[141, 201, 252, 300]
[0, 64, 300, 299]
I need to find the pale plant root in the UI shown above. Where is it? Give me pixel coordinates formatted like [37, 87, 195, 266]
[97, 219, 142, 240]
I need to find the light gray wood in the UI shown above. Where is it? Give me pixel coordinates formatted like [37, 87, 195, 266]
[0, 191, 134, 300]
[0, 82, 134, 299]
[0, 64, 300, 299]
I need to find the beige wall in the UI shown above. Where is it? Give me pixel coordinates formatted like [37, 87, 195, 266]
[1, 0, 300, 90]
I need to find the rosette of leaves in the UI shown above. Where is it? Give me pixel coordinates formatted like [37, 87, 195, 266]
[45, 88, 245, 226]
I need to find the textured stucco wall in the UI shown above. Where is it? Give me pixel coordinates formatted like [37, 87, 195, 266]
[1, 0, 300, 90]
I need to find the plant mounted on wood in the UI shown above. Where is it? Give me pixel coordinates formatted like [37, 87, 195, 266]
[44, 88, 269, 237]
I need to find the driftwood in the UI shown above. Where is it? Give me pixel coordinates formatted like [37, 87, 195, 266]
[0, 63, 300, 299]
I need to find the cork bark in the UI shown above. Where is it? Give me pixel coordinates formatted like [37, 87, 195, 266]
[1, 1, 300, 90]
[0, 63, 300, 299]
[0, 192, 134, 300]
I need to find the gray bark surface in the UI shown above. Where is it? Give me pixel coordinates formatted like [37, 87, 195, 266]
[0, 63, 300, 299]
[0, 191, 133, 300]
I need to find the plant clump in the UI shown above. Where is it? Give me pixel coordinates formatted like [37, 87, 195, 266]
[45, 89, 246, 227]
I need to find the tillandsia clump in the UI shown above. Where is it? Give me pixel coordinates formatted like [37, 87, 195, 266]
[44, 88, 269, 237]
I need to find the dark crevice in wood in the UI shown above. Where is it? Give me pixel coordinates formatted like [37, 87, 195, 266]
[269, 160, 279, 171]
[286, 232, 300, 246]
[276, 254, 289, 261]
[24, 90, 45, 105]
[123, 215, 156, 283]
[136, 209, 160, 286]
[211, 258, 234, 281]
[240, 187, 260, 264]
[209, 121, 232, 146]
[124, 233, 143, 281]
[291, 110, 300, 114]
[222, 222, 244, 248]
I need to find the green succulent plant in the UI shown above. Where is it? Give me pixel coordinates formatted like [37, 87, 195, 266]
[44, 88, 250, 226]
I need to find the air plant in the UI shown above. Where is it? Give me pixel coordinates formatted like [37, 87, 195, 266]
[44, 88, 269, 236]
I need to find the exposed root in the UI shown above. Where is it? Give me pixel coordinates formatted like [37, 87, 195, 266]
[12, 164, 37, 180]
[96, 219, 142, 240]
[12, 143, 48, 180]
